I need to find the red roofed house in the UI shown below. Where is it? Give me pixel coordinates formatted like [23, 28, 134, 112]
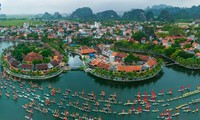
[112, 52, 127, 62]
[21, 64, 34, 71]
[96, 62, 110, 70]
[89, 59, 110, 70]
[23, 52, 43, 63]
[36, 64, 48, 71]
[145, 58, 157, 68]
[141, 37, 146, 44]
[117, 65, 142, 73]
[79, 46, 97, 55]
[196, 52, 200, 58]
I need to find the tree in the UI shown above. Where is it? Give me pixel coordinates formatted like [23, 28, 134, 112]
[169, 26, 185, 36]
[41, 48, 53, 57]
[164, 47, 176, 57]
[32, 59, 43, 65]
[124, 54, 140, 65]
[27, 33, 39, 40]
[132, 31, 147, 41]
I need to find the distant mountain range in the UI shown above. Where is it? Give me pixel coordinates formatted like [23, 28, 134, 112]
[40, 4, 200, 21]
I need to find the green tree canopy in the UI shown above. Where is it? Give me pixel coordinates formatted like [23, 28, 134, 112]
[124, 54, 140, 65]
[132, 31, 147, 41]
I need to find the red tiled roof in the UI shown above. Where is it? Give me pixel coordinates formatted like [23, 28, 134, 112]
[112, 52, 127, 58]
[7, 56, 12, 61]
[23, 52, 43, 63]
[153, 40, 158, 45]
[21, 64, 33, 70]
[146, 58, 157, 68]
[50, 60, 59, 67]
[117, 65, 141, 72]
[10, 59, 20, 68]
[196, 53, 200, 57]
[79, 48, 97, 54]
[36, 64, 48, 70]
[134, 54, 150, 61]
[90, 59, 99, 66]
[96, 62, 110, 70]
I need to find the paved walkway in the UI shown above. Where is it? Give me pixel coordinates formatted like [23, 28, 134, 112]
[4, 67, 63, 80]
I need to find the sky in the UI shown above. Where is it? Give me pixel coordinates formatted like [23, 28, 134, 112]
[0, 0, 200, 14]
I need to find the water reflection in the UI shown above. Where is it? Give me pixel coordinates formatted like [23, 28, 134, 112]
[167, 65, 200, 76]
[68, 53, 83, 67]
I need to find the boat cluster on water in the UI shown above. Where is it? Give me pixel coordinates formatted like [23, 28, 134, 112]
[0, 73, 200, 120]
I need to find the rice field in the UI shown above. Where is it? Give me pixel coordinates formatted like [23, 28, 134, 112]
[0, 19, 44, 26]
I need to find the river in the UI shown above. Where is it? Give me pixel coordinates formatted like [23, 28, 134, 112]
[0, 41, 200, 120]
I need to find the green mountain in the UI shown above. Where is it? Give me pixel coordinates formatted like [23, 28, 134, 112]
[70, 7, 94, 20]
[42, 12, 54, 19]
[151, 4, 173, 10]
[96, 10, 119, 20]
[122, 9, 146, 21]
[145, 11, 154, 21]
[54, 12, 62, 19]
[157, 10, 173, 22]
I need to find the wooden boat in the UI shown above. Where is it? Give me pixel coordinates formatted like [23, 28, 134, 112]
[172, 112, 180, 117]
[5, 92, 10, 97]
[192, 109, 198, 113]
[183, 109, 191, 112]
[118, 112, 129, 115]
[152, 109, 159, 113]
[25, 116, 33, 120]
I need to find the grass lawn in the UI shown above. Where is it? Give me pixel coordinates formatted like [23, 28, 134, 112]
[0, 19, 44, 26]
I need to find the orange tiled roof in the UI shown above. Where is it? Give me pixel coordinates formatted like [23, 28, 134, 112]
[112, 52, 127, 58]
[134, 54, 150, 61]
[79, 48, 97, 54]
[23, 52, 43, 63]
[146, 58, 157, 68]
[90, 59, 99, 66]
[196, 53, 200, 57]
[117, 65, 141, 72]
[96, 62, 110, 70]
[153, 40, 158, 45]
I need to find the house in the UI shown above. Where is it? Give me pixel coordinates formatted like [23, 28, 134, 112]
[89, 59, 110, 70]
[96, 62, 110, 70]
[141, 37, 146, 44]
[112, 52, 127, 62]
[79, 46, 97, 55]
[23, 52, 43, 63]
[102, 48, 113, 57]
[134, 54, 150, 61]
[20, 64, 34, 71]
[6, 55, 12, 62]
[162, 39, 171, 47]
[145, 58, 157, 68]
[50, 60, 60, 67]
[196, 53, 200, 58]
[117, 65, 142, 72]
[184, 48, 195, 54]
[193, 43, 200, 50]
[36, 64, 48, 71]
[10, 58, 20, 68]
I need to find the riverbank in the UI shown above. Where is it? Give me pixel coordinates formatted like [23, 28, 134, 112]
[116, 47, 200, 70]
[3, 67, 64, 80]
[87, 67, 162, 82]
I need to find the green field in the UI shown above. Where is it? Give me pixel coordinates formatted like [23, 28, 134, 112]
[0, 19, 45, 26]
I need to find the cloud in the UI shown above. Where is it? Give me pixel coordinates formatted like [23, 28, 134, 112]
[0, 0, 199, 14]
